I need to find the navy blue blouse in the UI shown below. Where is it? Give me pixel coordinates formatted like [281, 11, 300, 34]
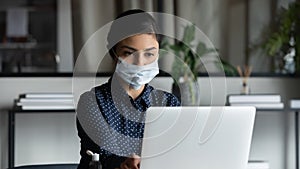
[76, 75, 180, 169]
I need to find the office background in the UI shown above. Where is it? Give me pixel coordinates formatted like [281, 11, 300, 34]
[0, 0, 300, 169]
[0, 77, 300, 169]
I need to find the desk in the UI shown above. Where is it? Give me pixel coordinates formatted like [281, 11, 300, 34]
[253, 108, 299, 169]
[229, 106, 284, 169]
[291, 106, 300, 169]
[8, 107, 75, 169]
[296, 110, 299, 169]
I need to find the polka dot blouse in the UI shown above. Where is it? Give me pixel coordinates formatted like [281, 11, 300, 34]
[76, 75, 180, 169]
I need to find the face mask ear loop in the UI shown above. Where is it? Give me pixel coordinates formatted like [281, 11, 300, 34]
[112, 49, 121, 64]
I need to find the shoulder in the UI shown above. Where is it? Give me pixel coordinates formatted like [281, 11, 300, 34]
[93, 81, 110, 95]
[77, 90, 97, 109]
[162, 91, 181, 106]
[147, 85, 180, 106]
[78, 81, 110, 104]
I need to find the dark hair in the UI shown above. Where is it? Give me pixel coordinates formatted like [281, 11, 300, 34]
[107, 9, 159, 61]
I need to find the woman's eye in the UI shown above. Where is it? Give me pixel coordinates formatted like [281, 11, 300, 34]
[123, 51, 133, 56]
[144, 53, 154, 57]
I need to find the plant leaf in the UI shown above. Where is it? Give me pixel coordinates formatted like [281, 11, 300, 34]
[182, 24, 195, 45]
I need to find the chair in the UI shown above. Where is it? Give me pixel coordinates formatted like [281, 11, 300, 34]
[12, 164, 78, 169]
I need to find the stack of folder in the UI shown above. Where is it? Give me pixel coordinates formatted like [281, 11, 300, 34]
[15, 93, 75, 110]
[247, 161, 269, 169]
[290, 99, 300, 109]
[227, 94, 284, 110]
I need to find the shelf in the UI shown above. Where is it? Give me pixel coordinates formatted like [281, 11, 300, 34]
[0, 42, 55, 50]
[8, 107, 75, 168]
[0, 6, 55, 12]
[0, 42, 37, 49]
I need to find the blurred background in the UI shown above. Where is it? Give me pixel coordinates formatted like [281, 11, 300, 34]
[0, 0, 298, 75]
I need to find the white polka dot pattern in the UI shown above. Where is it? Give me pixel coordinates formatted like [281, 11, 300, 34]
[77, 75, 180, 161]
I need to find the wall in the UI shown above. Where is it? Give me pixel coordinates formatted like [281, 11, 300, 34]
[68, 0, 297, 75]
[0, 76, 299, 169]
[57, 0, 74, 72]
[71, 0, 115, 72]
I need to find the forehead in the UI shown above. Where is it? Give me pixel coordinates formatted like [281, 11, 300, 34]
[117, 34, 158, 50]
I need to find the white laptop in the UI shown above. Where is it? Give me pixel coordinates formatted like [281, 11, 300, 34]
[140, 106, 256, 169]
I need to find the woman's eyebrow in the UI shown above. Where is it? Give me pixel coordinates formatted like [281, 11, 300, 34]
[120, 45, 136, 51]
[144, 47, 157, 51]
[120, 45, 157, 51]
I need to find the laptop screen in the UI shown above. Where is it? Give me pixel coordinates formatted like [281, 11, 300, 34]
[140, 106, 256, 169]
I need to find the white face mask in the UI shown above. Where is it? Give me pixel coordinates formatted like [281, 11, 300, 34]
[115, 58, 159, 90]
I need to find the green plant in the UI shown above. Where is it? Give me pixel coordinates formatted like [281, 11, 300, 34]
[161, 24, 238, 105]
[215, 58, 239, 76]
[262, 1, 300, 73]
[161, 24, 238, 82]
[161, 24, 215, 83]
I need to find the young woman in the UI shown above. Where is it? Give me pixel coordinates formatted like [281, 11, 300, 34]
[76, 9, 180, 169]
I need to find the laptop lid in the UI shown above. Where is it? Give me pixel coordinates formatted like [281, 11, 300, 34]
[140, 106, 256, 169]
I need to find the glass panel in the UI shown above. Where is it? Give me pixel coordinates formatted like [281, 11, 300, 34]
[0, 0, 57, 73]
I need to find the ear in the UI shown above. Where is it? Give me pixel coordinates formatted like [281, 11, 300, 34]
[109, 49, 118, 62]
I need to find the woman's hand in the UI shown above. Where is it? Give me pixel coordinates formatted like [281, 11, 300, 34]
[116, 154, 141, 169]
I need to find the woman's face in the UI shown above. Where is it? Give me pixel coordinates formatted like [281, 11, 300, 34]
[115, 34, 159, 66]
